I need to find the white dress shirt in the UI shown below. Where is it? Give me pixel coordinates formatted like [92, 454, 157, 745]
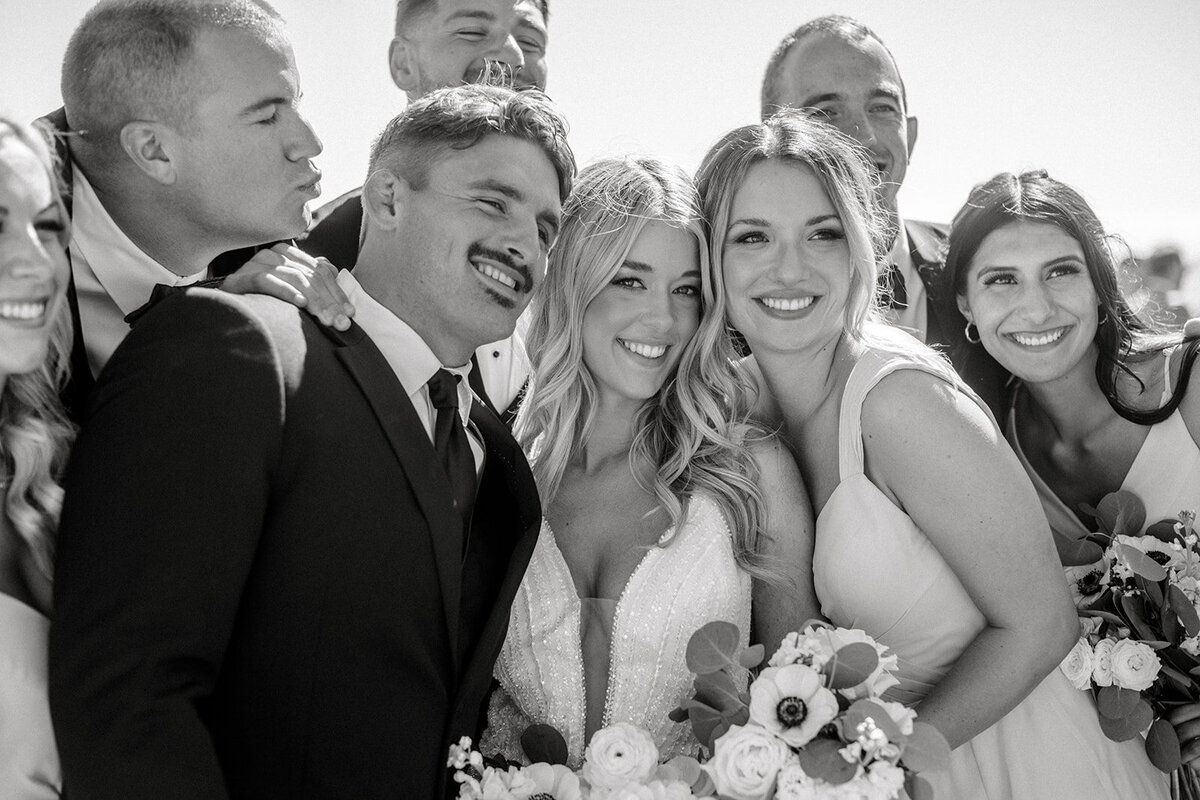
[336, 271, 484, 473]
[69, 164, 209, 377]
[883, 219, 929, 343]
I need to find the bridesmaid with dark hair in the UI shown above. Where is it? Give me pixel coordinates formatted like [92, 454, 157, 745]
[943, 169, 1199, 773]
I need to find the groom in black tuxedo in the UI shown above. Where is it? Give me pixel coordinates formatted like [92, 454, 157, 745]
[49, 84, 574, 800]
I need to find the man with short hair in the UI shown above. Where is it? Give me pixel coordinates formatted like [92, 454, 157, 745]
[761, 15, 1005, 411]
[302, 0, 550, 419]
[762, 16, 945, 344]
[48, 0, 350, 420]
[50, 83, 574, 800]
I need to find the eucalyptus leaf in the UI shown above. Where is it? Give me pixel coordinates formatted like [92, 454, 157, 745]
[1141, 576, 1165, 608]
[906, 774, 935, 800]
[1120, 593, 1162, 642]
[1146, 719, 1183, 772]
[520, 724, 569, 766]
[900, 721, 952, 773]
[1170, 584, 1200, 638]
[1055, 533, 1106, 566]
[1115, 543, 1168, 582]
[685, 701, 725, 752]
[842, 699, 903, 743]
[738, 643, 766, 670]
[685, 621, 742, 674]
[795, 737, 858, 785]
[825, 642, 880, 691]
[695, 671, 747, 714]
[1097, 686, 1143, 719]
[1098, 698, 1154, 742]
[1094, 491, 1147, 537]
[1147, 520, 1184, 544]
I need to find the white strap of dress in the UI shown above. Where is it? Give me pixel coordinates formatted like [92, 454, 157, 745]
[1161, 348, 1174, 407]
[837, 348, 1000, 481]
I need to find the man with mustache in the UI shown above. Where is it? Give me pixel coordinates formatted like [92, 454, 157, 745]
[302, 0, 549, 420]
[761, 15, 1004, 411]
[51, 83, 574, 800]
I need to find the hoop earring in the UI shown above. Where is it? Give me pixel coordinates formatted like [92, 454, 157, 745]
[964, 321, 981, 344]
[1097, 309, 1109, 326]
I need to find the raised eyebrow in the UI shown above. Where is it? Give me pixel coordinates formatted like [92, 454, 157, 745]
[470, 178, 523, 202]
[444, 9, 497, 24]
[870, 88, 904, 105]
[727, 217, 772, 229]
[619, 259, 653, 273]
[807, 213, 841, 226]
[1045, 254, 1086, 269]
[801, 92, 843, 107]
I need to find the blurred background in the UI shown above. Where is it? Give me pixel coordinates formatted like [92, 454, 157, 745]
[4, 0, 1198, 319]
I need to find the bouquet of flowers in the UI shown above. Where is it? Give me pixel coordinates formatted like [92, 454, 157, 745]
[448, 722, 719, 799]
[1056, 490, 1199, 798]
[670, 620, 950, 799]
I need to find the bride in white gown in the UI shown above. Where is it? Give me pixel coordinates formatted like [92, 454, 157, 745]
[481, 156, 818, 767]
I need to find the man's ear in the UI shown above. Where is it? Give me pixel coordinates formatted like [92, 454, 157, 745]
[956, 292, 972, 322]
[362, 168, 408, 231]
[119, 121, 177, 185]
[388, 36, 420, 97]
[906, 115, 919, 159]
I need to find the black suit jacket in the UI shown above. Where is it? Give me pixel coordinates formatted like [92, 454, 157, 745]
[49, 289, 540, 800]
[903, 218, 1007, 416]
[38, 109, 265, 423]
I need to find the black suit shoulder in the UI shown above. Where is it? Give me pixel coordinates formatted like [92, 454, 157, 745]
[300, 188, 364, 269]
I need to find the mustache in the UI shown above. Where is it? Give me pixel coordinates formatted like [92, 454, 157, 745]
[468, 243, 533, 294]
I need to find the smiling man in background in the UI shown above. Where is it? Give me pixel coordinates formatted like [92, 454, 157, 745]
[302, 0, 550, 419]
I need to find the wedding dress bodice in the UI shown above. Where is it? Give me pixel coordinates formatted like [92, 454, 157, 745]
[481, 493, 750, 767]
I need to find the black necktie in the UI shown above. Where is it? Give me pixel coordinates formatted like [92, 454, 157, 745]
[879, 262, 908, 310]
[427, 369, 478, 527]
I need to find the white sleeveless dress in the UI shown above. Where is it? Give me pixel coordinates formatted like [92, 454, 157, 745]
[481, 493, 751, 767]
[813, 348, 1168, 799]
[1008, 348, 1200, 542]
[0, 592, 60, 798]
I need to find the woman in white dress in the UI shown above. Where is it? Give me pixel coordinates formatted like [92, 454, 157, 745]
[482, 156, 818, 766]
[0, 115, 74, 798]
[695, 112, 1169, 798]
[942, 169, 1200, 770]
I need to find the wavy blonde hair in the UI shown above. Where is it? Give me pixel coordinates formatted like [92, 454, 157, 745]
[516, 156, 781, 582]
[697, 110, 966, 381]
[0, 116, 75, 581]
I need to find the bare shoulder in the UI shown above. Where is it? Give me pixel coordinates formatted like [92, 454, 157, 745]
[747, 434, 807, 501]
[860, 366, 996, 445]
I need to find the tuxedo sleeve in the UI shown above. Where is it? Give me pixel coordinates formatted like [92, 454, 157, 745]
[49, 291, 286, 800]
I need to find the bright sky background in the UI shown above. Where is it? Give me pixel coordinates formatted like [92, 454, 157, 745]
[5, 1, 1199, 269]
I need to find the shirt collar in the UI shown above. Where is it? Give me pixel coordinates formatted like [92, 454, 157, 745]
[69, 163, 209, 316]
[335, 271, 475, 424]
[887, 214, 914, 279]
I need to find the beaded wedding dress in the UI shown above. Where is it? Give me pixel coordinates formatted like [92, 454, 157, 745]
[481, 493, 751, 767]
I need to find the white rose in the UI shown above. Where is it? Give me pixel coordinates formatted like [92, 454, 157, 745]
[769, 629, 837, 669]
[704, 725, 791, 800]
[1078, 616, 1104, 640]
[589, 780, 695, 800]
[819, 627, 901, 700]
[582, 723, 660, 790]
[1092, 638, 1115, 687]
[865, 761, 906, 800]
[1059, 638, 1095, 691]
[872, 699, 917, 736]
[1182, 636, 1200, 657]
[1109, 639, 1162, 692]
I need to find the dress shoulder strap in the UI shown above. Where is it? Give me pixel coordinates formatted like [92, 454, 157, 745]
[837, 347, 997, 481]
[1162, 347, 1175, 407]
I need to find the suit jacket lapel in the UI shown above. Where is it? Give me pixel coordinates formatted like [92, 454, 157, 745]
[331, 324, 466, 669]
[905, 220, 951, 348]
[455, 404, 541, 707]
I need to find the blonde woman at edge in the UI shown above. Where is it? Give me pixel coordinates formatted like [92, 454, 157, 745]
[696, 112, 1168, 798]
[0, 115, 75, 798]
[482, 156, 817, 766]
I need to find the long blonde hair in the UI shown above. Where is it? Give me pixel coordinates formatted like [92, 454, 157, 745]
[516, 156, 780, 582]
[697, 110, 966, 381]
[0, 116, 75, 581]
